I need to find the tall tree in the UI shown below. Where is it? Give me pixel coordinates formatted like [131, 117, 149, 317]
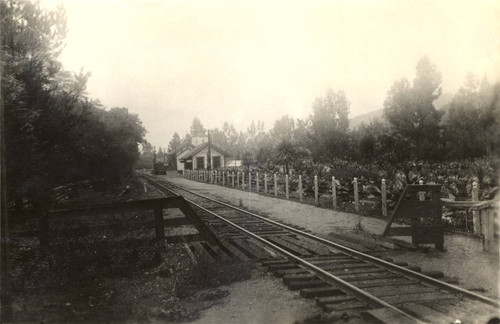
[443, 73, 488, 159]
[190, 117, 205, 135]
[272, 115, 295, 142]
[167, 132, 181, 153]
[2, 0, 81, 202]
[309, 88, 350, 161]
[2, 0, 146, 202]
[383, 56, 444, 160]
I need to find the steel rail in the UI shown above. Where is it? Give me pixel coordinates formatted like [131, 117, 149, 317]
[146, 175, 500, 308]
[172, 187, 425, 323]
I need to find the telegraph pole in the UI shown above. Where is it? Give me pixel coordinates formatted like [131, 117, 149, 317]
[207, 130, 212, 170]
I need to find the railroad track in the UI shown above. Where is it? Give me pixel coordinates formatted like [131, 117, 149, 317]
[143, 174, 499, 323]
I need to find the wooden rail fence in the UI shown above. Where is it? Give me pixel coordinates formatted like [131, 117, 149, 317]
[181, 170, 498, 250]
[10, 196, 220, 247]
[184, 170, 391, 216]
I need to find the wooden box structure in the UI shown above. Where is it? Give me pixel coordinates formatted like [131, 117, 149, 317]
[383, 184, 444, 250]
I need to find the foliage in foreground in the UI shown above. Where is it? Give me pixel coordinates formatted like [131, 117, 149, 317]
[2, 0, 146, 207]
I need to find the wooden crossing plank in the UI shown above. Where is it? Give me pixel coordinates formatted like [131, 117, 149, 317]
[322, 263, 379, 271]
[287, 279, 328, 291]
[382, 292, 454, 305]
[283, 271, 398, 285]
[279, 235, 333, 255]
[336, 271, 395, 281]
[265, 236, 315, 256]
[365, 284, 436, 297]
[330, 267, 387, 276]
[300, 286, 343, 298]
[232, 238, 271, 259]
[241, 239, 279, 258]
[309, 259, 364, 266]
[350, 277, 418, 289]
[218, 239, 252, 261]
[302, 254, 353, 261]
[282, 274, 317, 283]
[274, 268, 310, 277]
[203, 243, 232, 262]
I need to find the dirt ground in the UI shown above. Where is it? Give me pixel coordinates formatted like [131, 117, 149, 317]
[4, 176, 255, 323]
[6, 173, 498, 323]
[159, 172, 499, 324]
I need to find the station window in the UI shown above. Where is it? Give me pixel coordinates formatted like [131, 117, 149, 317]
[213, 156, 221, 169]
[196, 157, 204, 169]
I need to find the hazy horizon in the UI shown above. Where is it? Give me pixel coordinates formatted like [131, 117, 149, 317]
[43, 0, 500, 148]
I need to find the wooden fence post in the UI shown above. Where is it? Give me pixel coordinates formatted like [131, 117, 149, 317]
[232, 172, 235, 187]
[480, 207, 494, 251]
[264, 173, 268, 195]
[154, 202, 165, 241]
[249, 173, 252, 192]
[332, 176, 337, 210]
[299, 175, 303, 202]
[274, 173, 278, 197]
[242, 172, 245, 190]
[256, 172, 259, 193]
[314, 175, 318, 206]
[353, 177, 359, 212]
[285, 175, 289, 199]
[381, 179, 387, 217]
[223, 171, 226, 186]
[472, 182, 480, 234]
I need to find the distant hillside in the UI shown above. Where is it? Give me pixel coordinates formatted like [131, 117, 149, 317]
[349, 93, 452, 129]
[349, 109, 384, 129]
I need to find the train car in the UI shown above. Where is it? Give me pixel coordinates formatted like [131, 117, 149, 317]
[151, 162, 167, 175]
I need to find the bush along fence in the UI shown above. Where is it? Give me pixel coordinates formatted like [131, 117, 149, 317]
[181, 170, 498, 242]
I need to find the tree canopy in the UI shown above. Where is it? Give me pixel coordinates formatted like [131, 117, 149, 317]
[384, 56, 444, 159]
[2, 0, 146, 205]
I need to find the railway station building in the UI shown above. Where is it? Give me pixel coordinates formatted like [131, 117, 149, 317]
[176, 132, 231, 171]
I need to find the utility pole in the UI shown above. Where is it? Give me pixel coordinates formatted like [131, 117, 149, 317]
[207, 130, 212, 170]
[153, 146, 156, 168]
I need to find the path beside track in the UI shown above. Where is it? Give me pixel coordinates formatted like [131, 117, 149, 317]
[160, 173, 499, 299]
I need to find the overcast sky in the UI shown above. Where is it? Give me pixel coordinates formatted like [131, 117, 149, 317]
[45, 0, 500, 149]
